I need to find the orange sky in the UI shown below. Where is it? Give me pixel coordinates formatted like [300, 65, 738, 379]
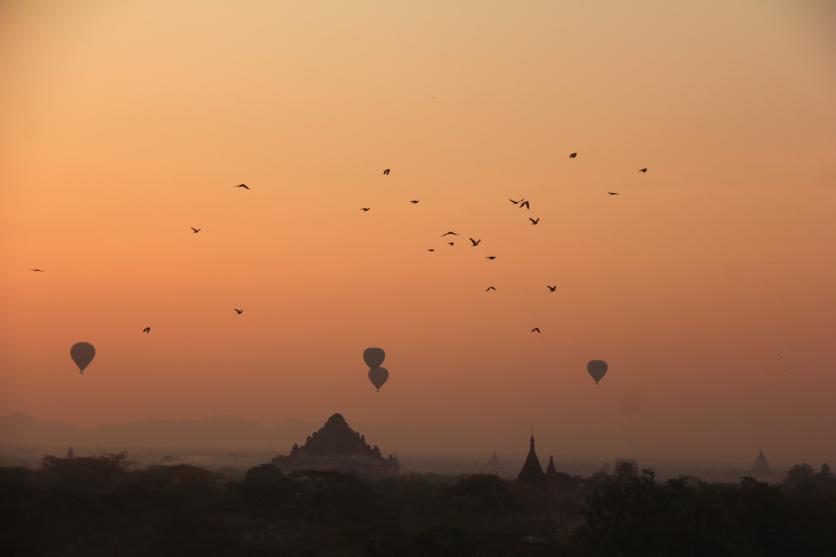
[1, 0, 835, 467]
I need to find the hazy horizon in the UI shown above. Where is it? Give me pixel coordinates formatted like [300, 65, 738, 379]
[2, 1, 835, 469]
[0, 410, 827, 473]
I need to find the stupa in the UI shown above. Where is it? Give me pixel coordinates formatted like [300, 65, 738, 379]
[517, 433, 546, 487]
[752, 450, 770, 474]
[545, 455, 558, 480]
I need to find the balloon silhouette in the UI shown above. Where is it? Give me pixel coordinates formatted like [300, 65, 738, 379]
[70, 342, 96, 374]
[587, 360, 608, 385]
[363, 347, 386, 368]
[368, 366, 389, 392]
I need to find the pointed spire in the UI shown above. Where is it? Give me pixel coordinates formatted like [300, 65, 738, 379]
[545, 455, 558, 478]
[518, 430, 546, 486]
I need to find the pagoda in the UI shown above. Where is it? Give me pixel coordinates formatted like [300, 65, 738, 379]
[271, 413, 398, 477]
[545, 455, 558, 480]
[752, 450, 770, 475]
[517, 433, 546, 487]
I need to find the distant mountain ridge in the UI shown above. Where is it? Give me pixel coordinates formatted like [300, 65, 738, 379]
[0, 412, 316, 451]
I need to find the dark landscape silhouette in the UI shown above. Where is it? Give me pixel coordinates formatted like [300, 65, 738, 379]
[1, 419, 834, 556]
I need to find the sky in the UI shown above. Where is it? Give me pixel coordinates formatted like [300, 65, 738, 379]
[1, 0, 835, 468]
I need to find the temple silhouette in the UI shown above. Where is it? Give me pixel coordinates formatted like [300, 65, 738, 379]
[545, 455, 558, 480]
[753, 449, 770, 474]
[517, 433, 546, 487]
[271, 413, 398, 477]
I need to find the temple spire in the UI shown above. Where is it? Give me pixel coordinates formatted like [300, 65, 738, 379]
[518, 429, 546, 487]
[545, 455, 558, 478]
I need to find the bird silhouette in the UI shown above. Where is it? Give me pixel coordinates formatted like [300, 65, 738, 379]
[485, 286, 497, 292]
[383, 168, 390, 175]
[234, 184, 250, 190]
[410, 200, 420, 204]
[486, 256, 497, 260]
[190, 227, 201, 233]
[569, 152, 577, 159]
[448, 242, 455, 246]
[427, 248, 435, 252]
[547, 285, 557, 292]
[529, 217, 540, 225]
[441, 231, 458, 237]
[607, 192, 620, 196]
[469, 238, 481, 247]
[531, 327, 541, 333]
[519, 200, 530, 209]
[142, 327, 151, 333]
[361, 207, 370, 212]
[30, 268, 45, 272]
[234, 308, 244, 314]
[639, 168, 648, 173]
[509, 198, 521, 205]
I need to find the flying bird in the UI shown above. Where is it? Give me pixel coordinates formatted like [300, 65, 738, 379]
[142, 327, 151, 334]
[569, 152, 577, 159]
[427, 248, 435, 252]
[448, 242, 455, 246]
[531, 327, 542, 333]
[361, 207, 370, 212]
[519, 200, 530, 209]
[469, 238, 481, 247]
[509, 198, 521, 205]
[383, 168, 390, 175]
[639, 168, 648, 173]
[529, 217, 540, 225]
[30, 268, 45, 272]
[234, 308, 244, 315]
[409, 200, 420, 204]
[190, 227, 201, 233]
[547, 285, 557, 292]
[485, 286, 496, 292]
[607, 192, 620, 196]
[234, 184, 250, 190]
[441, 231, 458, 237]
[486, 256, 497, 260]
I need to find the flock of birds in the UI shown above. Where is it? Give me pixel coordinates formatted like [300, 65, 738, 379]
[361, 154, 649, 334]
[29, 155, 649, 338]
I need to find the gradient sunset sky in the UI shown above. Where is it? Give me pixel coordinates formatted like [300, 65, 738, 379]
[1, 1, 835, 466]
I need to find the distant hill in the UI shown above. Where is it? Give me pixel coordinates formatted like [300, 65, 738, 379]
[0, 412, 315, 451]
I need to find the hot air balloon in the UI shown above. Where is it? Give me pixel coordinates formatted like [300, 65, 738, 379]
[363, 347, 385, 368]
[587, 360, 608, 385]
[368, 366, 389, 392]
[70, 342, 96, 374]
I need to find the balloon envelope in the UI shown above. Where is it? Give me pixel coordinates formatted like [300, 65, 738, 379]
[363, 347, 386, 368]
[70, 342, 96, 373]
[587, 360, 608, 384]
[368, 366, 389, 391]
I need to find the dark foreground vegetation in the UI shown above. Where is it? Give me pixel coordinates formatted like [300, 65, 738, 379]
[1, 455, 835, 556]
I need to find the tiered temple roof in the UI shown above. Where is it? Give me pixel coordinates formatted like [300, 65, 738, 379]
[272, 413, 398, 477]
